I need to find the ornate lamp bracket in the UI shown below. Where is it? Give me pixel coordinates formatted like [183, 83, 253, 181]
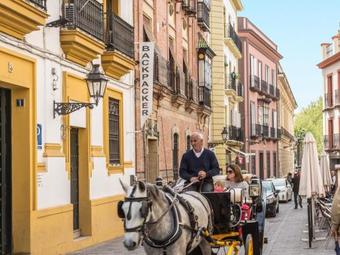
[53, 101, 95, 118]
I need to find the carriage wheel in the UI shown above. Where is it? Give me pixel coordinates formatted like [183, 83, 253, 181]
[245, 234, 254, 255]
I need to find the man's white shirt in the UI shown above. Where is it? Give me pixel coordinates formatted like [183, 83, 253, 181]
[193, 148, 204, 158]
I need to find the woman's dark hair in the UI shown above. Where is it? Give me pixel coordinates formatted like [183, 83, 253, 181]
[226, 163, 243, 183]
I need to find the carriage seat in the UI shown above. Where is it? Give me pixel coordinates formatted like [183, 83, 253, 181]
[202, 192, 231, 234]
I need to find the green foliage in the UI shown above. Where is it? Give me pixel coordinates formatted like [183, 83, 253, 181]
[294, 97, 323, 153]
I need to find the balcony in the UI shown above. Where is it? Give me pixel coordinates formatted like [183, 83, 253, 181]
[102, 13, 135, 79]
[255, 124, 262, 137]
[228, 126, 243, 142]
[250, 75, 260, 92]
[335, 90, 340, 106]
[154, 53, 169, 86]
[224, 24, 242, 59]
[182, 0, 197, 16]
[324, 93, 333, 108]
[197, 1, 210, 31]
[334, 133, 340, 149]
[262, 125, 269, 137]
[0, 0, 48, 39]
[261, 80, 268, 94]
[61, 0, 105, 67]
[198, 86, 211, 108]
[226, 77, 243, 103]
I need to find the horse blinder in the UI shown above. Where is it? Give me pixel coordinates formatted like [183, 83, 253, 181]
[117, 200, 125, 219]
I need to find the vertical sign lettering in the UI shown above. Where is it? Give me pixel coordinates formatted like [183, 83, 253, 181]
[140, 42, 155, 129]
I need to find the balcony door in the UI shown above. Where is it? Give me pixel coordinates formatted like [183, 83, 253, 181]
[329, 119, 334, 149]
[70, 128, 80, 234]
[0, 88, 12, 254]
[327, 75, 333, 107]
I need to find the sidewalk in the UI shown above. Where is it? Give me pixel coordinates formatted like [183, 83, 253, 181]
[69, 201, 334, 255]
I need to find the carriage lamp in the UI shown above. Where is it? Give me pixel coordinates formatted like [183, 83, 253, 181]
[53, 64, 108, 118]
[221, 127, 229, 142]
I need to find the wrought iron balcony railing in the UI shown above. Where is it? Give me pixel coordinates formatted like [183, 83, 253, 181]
[198, 86, 211, 107]
[227, 23, 242, 53]
[261, 80, 268, 94]
[226, 77, 237, 91]
[335, 90, 340, 105]
[324, 93, 333, 108]
[64, 0, 104, 41]
[255, 124, 262, 137]
[262, 125, 269, 137]
[107, 13, 134, 59]
[250, 75, 260, 91]
[197, 1, 210, 31]
[29, 0, 46, 10]
[154, 53, 169, 86]
[334, 133, 340, 149]
[228, 126, 243, 141]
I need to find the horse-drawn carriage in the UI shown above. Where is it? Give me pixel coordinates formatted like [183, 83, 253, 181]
[117, 176, 265, 255]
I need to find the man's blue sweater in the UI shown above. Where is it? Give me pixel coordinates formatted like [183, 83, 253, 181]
[179, 149, 220, 181]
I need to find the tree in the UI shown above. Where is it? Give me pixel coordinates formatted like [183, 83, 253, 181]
[294, 97, 323, 153]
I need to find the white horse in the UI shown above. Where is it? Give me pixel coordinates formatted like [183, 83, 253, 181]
[118, 181, 212, 255]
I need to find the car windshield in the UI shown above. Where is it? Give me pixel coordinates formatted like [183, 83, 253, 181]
[262, 181, 273, 193]
[271, 179, 286, 188]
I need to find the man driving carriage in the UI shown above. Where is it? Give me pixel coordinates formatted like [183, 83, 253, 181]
[179, 132, 220, 192]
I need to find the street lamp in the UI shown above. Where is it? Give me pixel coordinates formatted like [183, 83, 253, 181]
[221, 126, 229, 142]
[53, 64, 108, 118]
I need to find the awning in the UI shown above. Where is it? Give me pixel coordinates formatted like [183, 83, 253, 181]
[225, 146, 255, 157]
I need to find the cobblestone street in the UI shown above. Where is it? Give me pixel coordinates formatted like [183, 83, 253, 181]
[69, 200, 334, 255]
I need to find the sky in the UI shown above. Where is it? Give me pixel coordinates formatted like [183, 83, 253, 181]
[240, 0, 340, 112]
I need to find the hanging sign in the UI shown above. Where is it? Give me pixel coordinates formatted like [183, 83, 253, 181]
[140, 42, 155, 129]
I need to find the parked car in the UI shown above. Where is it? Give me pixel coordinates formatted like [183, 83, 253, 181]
[267, 178, 292, 202]
[262, 180, 279, 217]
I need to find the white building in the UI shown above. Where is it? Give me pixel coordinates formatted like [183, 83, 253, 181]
[318, 31, 340, 170]
[0, 0, 134, 253]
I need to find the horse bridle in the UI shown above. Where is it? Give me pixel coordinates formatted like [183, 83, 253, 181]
[117, 185, 153, 232]
[117, 187, 178, 233]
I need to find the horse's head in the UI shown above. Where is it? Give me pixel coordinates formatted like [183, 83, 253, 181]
[118, 180, 153, 250]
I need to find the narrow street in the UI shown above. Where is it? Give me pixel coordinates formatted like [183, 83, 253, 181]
[70, 200, 334, 255]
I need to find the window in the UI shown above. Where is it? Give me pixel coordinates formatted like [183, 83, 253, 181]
[263, 104, 269, 126]
[257, 102, 263, 125]
[109, 98, 120, 165]
[266, 151, 271, 178]
[265, 65, 270, 83]
[258, 61, 262, 81]
[271, 69, 276, 86]
[250, 101, 256, 136]
[186, 135, 191, 151]
[104, 88, 123, 173]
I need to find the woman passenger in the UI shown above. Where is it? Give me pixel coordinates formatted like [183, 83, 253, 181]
[225, 164, 249, 200]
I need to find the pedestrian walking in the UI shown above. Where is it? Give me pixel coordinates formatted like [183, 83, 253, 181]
[331, 188, 340, 254]
[287, 172, 293, 186]
[331, 170, 337, 195]
[292, 170, 303, 209]
[179, 131, 220, 192]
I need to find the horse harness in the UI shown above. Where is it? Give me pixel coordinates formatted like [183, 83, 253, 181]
[117, 185, 212, 253]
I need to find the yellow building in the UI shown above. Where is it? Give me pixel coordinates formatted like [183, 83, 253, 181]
[0, 0, 135, 254]
[210, 0, 244, 169]
[278, 64, 297, 177]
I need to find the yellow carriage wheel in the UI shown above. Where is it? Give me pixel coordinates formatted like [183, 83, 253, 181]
[245, 234, 254, 255]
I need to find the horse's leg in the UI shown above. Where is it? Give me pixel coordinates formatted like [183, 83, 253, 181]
[198, 238, 211, 255]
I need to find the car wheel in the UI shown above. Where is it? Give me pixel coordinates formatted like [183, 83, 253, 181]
[272, 208, 277, 217]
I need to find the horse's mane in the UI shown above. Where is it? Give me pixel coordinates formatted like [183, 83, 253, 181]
[132, 181, 166, 201]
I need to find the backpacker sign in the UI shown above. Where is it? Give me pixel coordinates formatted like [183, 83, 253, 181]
[140, 42, 155, 129]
